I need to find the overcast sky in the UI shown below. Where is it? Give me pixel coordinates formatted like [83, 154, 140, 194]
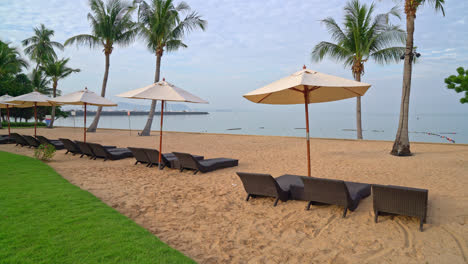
[0, 0, 467, 115]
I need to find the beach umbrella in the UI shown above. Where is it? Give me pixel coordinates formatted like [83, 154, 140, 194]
[6, 91, 55, 137]
[0, 95, 17, 136]
[116, 79, 208, 169]
[243, 66, 371, 176]
[49, 88, 117, 142]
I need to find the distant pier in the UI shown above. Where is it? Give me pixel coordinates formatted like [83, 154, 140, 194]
[70, 110, 209, 116]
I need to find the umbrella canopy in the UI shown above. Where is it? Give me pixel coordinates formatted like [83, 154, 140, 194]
[0, 95, 16, 136]
[5, 91, 55, 137]
[116, 79, 208, 169]
[243, 67, 372, 177]
[243, 69, 371, 104]
[49, 88, 117, 142]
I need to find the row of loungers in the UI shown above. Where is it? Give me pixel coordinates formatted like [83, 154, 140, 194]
[237, 172, 428, 231]
[0, 134, 15, 144]
[129, 147, 239, 174]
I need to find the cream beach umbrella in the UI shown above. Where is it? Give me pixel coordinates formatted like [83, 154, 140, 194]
[117, 79, 208, 169]
[243, 66, 371, 176]
[49, 88, 117, 142]
[0, 95, 18, 136]
[6, 91, 55, 137]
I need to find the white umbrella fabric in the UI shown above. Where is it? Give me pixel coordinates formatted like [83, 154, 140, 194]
[243, 66, 372, 176]
[49, 88, 117, 142]
[117, 79, 208, 169]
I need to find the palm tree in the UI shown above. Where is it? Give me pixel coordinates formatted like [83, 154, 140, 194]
[312, 0, 405, 140]
[29, 69, 52, 95]
[0, 40, 28, 76]
[137, 0, 206, 136]
[65, 0, 137, 132]
[41, 58, 81, 127]
[390, 0, 444, 156]
[22, 24, 63, 71]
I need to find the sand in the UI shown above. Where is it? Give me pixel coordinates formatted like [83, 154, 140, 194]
[2, 127, 468, 264]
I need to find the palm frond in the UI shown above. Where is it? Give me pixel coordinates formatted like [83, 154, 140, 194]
[64, 34, 100, 48]
[311, 41, 353, 66]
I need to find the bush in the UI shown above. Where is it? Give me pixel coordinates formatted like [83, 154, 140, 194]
[34, 144, 56, 161]
[1, 121, 46, 128]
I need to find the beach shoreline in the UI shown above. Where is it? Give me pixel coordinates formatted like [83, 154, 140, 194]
[2, 127, 468, 263]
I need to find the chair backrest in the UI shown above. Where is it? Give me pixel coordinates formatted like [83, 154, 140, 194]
[141, 148, 168, 165]
[59, 138, 81, 153]
[10, 133, 28, 145]
[128, 147, 150, 163]
[23, 135, 40, 147]
[36, 136, 51, 145]
[75, 141, 95, 157]
[372, 184, 428, 219]
[301, 177, 350, 207]
[172, 152, 199, 170]
[236, 172, 282, 197]
[87, 143, 110, 159]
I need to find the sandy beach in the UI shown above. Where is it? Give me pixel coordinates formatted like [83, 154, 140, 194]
[2, 127, 468, 264]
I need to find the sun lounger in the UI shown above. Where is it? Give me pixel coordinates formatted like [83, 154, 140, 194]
[88, 143, 133, 161]
[144, 149, 204, 169]
[23, 135, 41, 148]
[36, 135, 65, 150]
[173, 152, 238, 174]
[59, 138, 82, 155]
[10, 133, 29, 147]
[236, 172, 291, 206]
[0, 135, 14, 144]
[285, 175, 371, 218]
[128, 147, 151, 166]
[75, 141, 116, 158]
[372, 184, 428, 232]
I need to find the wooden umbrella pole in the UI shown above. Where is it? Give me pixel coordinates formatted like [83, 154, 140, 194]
[34, 102, 37, 137]
[7, 105, 10, 136]
[158, 100, 165, 170]
[304, 86, 311, 177]
[84, 103, 87, 143]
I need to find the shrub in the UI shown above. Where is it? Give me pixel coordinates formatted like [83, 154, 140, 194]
[1, 121, 46, 128]
[34, 144, 56, 161]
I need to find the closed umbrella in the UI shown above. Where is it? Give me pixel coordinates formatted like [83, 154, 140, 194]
[117, 79, 208, 169]
[49, 88, 117, 142]
[0, 95, 17, 136]
[243, 66, 371, 176]
[6, 91, 55, 137]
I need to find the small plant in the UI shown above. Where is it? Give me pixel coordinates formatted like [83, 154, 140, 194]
[34, 144, 56, 161]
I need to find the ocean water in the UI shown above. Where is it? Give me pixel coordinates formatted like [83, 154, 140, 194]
[54, 111, 468, 144]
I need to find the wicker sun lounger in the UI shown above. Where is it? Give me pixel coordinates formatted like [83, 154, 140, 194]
[128, 147, 151, 166]
[59, 138, 82, 155]
[372, 184, 428, 232]
[0, 135, 14, 144]
[282, 175, 371, 218]
[144, 149, 204, 169]
[75, 141, 116, 158]
[36, 135, 65, 150]
[23, 135, 41, 148]
[88, 143, 133, 161]
[10, 133, 29, 147]
[173, 152, 238, 174]
[236, 172, 291, 206]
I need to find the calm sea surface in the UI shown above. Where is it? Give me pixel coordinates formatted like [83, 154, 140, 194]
[54, 111, 468, 144]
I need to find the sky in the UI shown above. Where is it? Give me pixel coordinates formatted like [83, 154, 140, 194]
[0, 0, 467, 115]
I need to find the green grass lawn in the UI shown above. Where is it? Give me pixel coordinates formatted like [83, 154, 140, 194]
[0, 151, 195, 264]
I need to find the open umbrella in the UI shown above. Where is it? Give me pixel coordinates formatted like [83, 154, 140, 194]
[243, 66, 371, 176]
[117, 79, 208, 169]
[6, 91, 55, 137]
[49, 88, 117, 142]
[0, 95, 17, 136]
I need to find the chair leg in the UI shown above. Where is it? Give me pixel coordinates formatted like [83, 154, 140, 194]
[374, 211, 379, 223]
[134, 161, 139, 165]
[419, 218, 424, 232]
[273, 197, 280, 207]
[80, 154, 84, 158]
[342, 208, 348, 218]
[193, 170, 199, 175]
[246, 194, 251, 201]
[180, 168, 184, 172]
[306, 201, 313, 210]
[103, 158, 108, 161]
[65, 150, 69, 154]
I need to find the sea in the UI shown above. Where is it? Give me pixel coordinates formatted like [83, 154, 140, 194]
[54, 111, 468, 144]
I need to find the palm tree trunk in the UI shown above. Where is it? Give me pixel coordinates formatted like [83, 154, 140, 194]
[140, 53, 162, 136]
[48, 79, 58, 128]
[391, 12, 414, 156]
[87, 52, 111, 132]
[355, 73, 363, 140]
